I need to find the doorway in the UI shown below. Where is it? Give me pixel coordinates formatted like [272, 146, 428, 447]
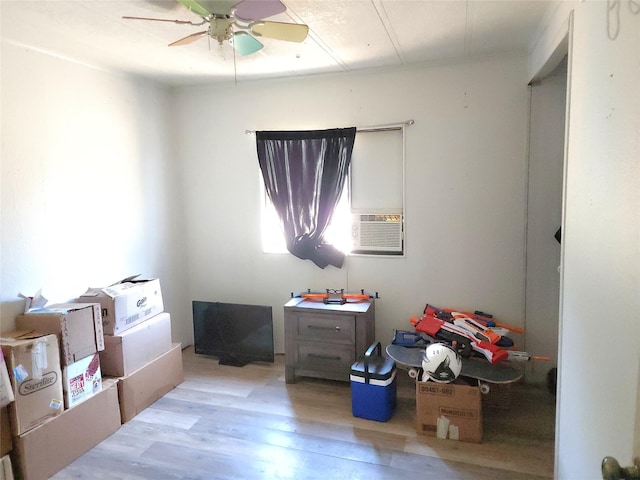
[524, 57, 568, 385]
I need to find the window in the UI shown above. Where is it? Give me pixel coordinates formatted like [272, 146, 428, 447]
[260, 123, 408, 256]
[260, 181, 351, 253]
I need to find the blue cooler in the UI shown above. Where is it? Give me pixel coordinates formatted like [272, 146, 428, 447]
[350, 342, 397, 422]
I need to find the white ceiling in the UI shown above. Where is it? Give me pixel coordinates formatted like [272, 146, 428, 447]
[0, 0, 556, 86]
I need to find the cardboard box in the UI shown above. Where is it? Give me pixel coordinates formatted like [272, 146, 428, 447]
[0, 333, 64, 436]
[0, 408, 11, 457]
[118, 343, 183, 423]
[62, 353, 102, 409]
[0, 455, 13, 480]
[100, 312, 172, 377]
[0, 349, 14, 408]
[78, 277, 164, 335]
[16, 303, 104, 366]
[416, 380, 483, 443]
[13, 379, 120, 480]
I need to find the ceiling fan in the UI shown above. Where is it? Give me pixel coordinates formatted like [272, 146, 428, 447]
[123, 0, 309, 56]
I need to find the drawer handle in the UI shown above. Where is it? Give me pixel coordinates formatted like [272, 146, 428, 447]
[307, 353, 342, 361]
[307, 325, 341, 332]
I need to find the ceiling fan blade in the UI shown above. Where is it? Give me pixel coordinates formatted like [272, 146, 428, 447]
[250, 21, 308, 42]
[233, 0, 286, 22]
[231, 31, 263, 56]
[169, 30, 208, 46]
[139, 1, 183, 12]
[176, 0, 212, 17]
[122, 16, 204, 26]
[197, 1, 238, 15]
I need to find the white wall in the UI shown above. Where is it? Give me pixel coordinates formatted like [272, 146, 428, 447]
[530, 1, 640, 477]
[174, 56, 531, 353]
[0, 41, 191, 345]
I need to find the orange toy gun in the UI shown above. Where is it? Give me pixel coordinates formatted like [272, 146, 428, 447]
[424, 304, 514, 348]
[411, 313, 550, 365]
[424, 303, 525, 335]
[412, 313, 508, 364]
[291, 288, 379, 305]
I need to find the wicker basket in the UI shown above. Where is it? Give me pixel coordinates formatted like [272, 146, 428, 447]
[481, 382, 512, 410]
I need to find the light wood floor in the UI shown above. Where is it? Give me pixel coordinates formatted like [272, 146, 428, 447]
[52, 346, 556, 479]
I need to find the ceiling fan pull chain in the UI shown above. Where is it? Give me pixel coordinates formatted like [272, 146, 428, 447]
[233, 35, 238, 86]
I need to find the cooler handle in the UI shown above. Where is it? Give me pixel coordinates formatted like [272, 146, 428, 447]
[363, 342, 381, 383]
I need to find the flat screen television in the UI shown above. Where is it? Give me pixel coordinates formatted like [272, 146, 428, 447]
[192, 301, 274, 366]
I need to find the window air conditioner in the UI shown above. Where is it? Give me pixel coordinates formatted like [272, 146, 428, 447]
[351, 213, 404, 254]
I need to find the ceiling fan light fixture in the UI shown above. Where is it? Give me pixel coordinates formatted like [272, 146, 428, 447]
[209, 16, 233, 43]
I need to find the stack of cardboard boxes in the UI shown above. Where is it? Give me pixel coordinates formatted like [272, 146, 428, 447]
[79, 277, 183, 423]
[1, 303, 117, 480]
[15, 303, 105, 410]
[0, 277, 183, 480]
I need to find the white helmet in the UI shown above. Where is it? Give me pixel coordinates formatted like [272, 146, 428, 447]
[421, 343, 463, 383]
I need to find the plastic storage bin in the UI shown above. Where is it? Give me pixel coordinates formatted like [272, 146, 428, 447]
[350, 342, 397, 421]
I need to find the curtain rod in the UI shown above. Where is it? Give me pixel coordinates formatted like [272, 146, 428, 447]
[244, 119, 414, 135]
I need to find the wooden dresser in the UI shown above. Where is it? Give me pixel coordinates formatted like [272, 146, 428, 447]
[284, 298, 375, 383]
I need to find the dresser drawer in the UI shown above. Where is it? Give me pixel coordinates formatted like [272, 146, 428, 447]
[296, 341, 355, 375]
[295, 314, 356, 343]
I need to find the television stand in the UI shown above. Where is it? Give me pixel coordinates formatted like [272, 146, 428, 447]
[218, 355, 249, 367]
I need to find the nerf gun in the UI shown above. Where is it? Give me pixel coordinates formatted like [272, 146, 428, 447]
[291, 289, 379, 305]
[424, 304, 514, 348]
[411, 313, 509, 364]
[424, 303, 525, 335]
[411, 313, 551, 365]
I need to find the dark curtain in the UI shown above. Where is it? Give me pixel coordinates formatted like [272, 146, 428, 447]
[256, 127, 356, 269]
